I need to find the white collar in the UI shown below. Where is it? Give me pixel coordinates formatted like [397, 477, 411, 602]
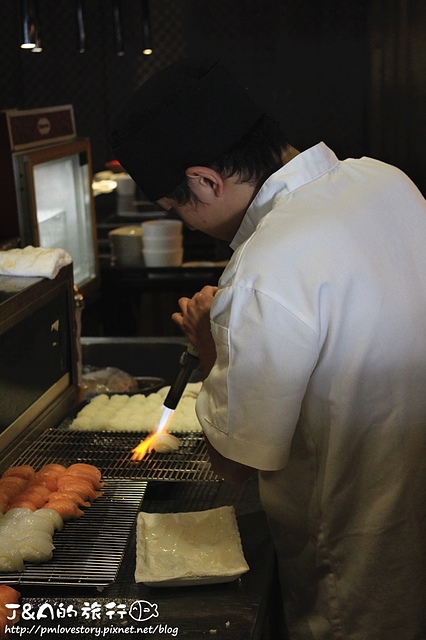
[230, 142, 339, 250]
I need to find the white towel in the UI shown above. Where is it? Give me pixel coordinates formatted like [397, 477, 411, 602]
[0, 246, 72, 279]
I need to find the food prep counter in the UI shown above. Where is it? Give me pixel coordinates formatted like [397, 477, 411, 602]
[14, 481, 284, 639]
[0, 267, 286, 640]
[2, 430, 284, 639]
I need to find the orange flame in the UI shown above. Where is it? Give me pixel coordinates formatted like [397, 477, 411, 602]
[131, 406, 174, 461]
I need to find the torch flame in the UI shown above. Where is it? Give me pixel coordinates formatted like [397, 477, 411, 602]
[131, 406, 174, 461]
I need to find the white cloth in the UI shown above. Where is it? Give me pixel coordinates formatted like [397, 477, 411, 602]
[0, 246, 72, 279]
[196, 143, 426, 639]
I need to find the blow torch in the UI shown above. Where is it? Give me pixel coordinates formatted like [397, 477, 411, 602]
[130, 344, 200, 461]
[163, 344, 200, 409]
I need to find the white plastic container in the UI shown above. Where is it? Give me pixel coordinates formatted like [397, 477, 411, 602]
[141, 220, 183, 237]
[141, 219, 183, 265]
[114, 173, 136, 196]
[142, 247, 183, 267]
[142, 236, 183, 251]
[109, 225, 143, 267]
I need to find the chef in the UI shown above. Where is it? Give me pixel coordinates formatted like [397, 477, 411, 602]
[111, 59, 426, 640]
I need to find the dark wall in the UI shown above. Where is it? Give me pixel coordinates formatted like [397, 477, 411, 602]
[185, 0, 370, 160]
[0, 0, 187, 171]
[368, 0, 426, 195]
[0, 0, 424, 194]
[0, 0, 369, 169]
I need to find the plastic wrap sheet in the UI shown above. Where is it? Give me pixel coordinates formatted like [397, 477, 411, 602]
[135, 506, 249, 587]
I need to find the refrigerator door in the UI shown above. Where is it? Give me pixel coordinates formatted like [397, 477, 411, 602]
[14, 139, 99, 294]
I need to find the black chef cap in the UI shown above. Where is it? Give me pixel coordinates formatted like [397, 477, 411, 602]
[110, 59, 264, 202]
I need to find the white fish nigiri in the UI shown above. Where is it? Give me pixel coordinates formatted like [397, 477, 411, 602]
[151, 432, 181, 453]
[33, 508, 64, 532]
[0, 541, 25, 572]
[18, 536, 55, 563]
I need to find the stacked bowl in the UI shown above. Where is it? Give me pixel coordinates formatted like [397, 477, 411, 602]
[109, 226, 143, 267]
[141, 220, 183, 267]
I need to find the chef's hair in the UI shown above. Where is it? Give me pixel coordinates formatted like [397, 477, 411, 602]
[165, 114, 290, 205]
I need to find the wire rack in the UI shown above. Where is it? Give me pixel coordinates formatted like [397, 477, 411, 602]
[11, 428, 218, 482]
[0, 411, 218, 587]
[0, 479, 147, 587]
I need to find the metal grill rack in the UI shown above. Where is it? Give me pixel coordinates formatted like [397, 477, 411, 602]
[12, 428, 219, 482]
[0, 479, 147, 587]
[0, 413, 219, 587]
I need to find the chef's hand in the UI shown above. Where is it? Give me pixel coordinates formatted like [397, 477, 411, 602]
[172, 285, 218, 378]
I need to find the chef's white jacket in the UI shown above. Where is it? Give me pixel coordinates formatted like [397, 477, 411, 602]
[196, 143, 426, 639]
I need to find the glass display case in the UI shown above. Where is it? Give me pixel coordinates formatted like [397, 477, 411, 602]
[14, 139, 99, 293]
[0, 106, 99, 295]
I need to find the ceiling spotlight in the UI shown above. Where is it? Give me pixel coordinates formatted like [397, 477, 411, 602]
[77, 0, 86, 53]
[20, 0, 36, 49]
[141, 0, 153, 56]
[31, 0, 42, 52]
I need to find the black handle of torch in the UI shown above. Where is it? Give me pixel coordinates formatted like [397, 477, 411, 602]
[163, 345, 199, 410]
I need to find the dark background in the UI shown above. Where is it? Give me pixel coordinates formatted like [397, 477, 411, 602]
[0, 0, 424, 194]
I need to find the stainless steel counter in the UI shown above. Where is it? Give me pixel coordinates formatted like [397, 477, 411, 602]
[15, 480, 286, 640]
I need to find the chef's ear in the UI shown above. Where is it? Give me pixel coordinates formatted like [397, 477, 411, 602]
[185, 166, 224, 199]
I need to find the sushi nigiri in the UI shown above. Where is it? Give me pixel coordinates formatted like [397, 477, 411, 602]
[42, 496, 84, 520]
[15, 512, 57, 537]
[31, 472, 59, 492]
[65, 463, 104, 490]
[0, 507, 33, 526]
[49, 490, 91, 508]
[151, 432, 181, 453]
[1, 465, 35, 481]
[17, 536, 55, 563]
[0, 584, 21, 640]
[0, 542, 24, 573]
[0, 476, 29, 500]
[37, 464, 67, 475]
[33, 508, 63, 532]
[12, 487, 49, 509]
[5, 499, 37, 511]
[56, 476, 99, 501]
